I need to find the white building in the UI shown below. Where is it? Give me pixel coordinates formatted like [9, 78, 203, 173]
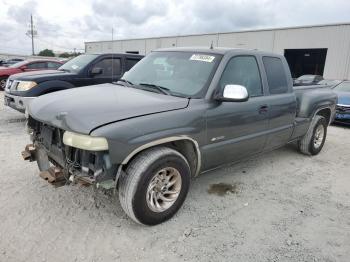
[85, 23, 350, 79]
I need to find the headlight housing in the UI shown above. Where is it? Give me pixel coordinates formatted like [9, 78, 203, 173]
[16, 81, 37, 91]
[63, 131, 109, 151]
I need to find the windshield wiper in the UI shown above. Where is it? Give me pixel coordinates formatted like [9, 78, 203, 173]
[115, 78, 134, 87]
[138, 83, 171, 95]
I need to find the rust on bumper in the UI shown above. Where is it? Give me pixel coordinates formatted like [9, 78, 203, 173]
[21, 144, 36, 161]
[39, 166, 66, 186]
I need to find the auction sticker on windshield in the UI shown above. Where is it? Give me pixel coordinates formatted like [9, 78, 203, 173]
[190, 54, 215, 63]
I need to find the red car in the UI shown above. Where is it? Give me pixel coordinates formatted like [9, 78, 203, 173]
[0, 59, 63, 90]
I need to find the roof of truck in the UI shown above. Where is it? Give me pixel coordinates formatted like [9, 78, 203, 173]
[154, 47, 279, 57]
[90, 53, 144, 58]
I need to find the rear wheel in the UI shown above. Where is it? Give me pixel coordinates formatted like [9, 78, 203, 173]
[0, 77, 7, 90]
[298, 115, 327, 155]
[118, 147, 191, 225]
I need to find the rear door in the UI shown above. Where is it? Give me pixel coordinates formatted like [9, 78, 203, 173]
[261, 56, 296, 151]
[204, 55, 269, 170]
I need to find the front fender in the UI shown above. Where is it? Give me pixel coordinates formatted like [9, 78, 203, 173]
[90, 106, 207, 166]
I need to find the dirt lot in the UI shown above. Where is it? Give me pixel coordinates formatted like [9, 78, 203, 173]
[0, 91, 349, 262]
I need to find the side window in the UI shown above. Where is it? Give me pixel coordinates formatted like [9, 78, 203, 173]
[92, 58, 121, 76]
[262, 57, 288, 94]
[219, 56, 262, 97]
[27, 62, 46, 69]
[47, 62, 61, 69]
[125, 58, 140, 71]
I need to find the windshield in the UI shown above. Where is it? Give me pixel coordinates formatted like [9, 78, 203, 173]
[58, 54, 98, 73]
[122, 51, 221, 97]
[334, 82, 350, 92]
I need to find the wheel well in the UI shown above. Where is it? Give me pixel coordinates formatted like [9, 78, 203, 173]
[164, 140, 199, 177]
[122, 139, 200, 177]
[316, 108, 331, 124]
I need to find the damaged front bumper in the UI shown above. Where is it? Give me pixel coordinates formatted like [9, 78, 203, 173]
[23, 117, 119, 189]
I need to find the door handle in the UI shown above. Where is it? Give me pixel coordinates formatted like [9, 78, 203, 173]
[259, 105, 268, 114]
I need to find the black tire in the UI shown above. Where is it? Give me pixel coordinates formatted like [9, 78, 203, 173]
[298, 115, 327, 155]
[0, 76, 7, 91]
[118, 147, 191, 225]
[34, 144, 51, 171]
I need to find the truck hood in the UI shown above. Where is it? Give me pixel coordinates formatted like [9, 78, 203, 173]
[9, 70, 76, 82]
[29, 84, 189, 134]
[335, 91, 350, 106]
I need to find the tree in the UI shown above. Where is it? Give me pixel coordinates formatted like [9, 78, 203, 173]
[59, 52, 82, 58]
[58, 52, 72, 58]
[38, 49, 55, 57]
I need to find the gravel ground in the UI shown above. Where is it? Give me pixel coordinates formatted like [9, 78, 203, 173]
[0, 91, 349, 262]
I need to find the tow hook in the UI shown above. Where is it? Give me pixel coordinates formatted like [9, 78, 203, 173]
[39, 166, 66, 186]
[21, 144, 36, 162]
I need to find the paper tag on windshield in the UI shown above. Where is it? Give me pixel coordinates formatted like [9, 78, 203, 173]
[190, 54, 215, 63]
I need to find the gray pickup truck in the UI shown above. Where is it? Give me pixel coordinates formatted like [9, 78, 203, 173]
[23, 48, 337, 225]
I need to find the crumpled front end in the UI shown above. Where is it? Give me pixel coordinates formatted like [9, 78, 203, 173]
[23, 116, 118, 188]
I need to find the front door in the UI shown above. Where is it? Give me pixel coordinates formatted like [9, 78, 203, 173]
[89, 57, 122, 85]
[203, 55, 269, 170]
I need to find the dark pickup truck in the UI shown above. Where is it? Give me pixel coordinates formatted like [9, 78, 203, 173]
[23, 48, 337, 225]
[4, 53, 143, 113]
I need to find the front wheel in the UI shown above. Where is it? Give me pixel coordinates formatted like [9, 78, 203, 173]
[34, 145, 52, 171]
[298, 115, 327, 155]
[118, 147, 191, 225]
[0, 77, 8, 90]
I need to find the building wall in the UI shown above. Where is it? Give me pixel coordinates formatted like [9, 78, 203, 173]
[0, 53, 62, 61]
[85, 23, 350, 79]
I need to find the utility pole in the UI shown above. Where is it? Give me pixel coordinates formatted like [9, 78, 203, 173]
[30, 14, 35, 55]
[26, 14, 37, 55]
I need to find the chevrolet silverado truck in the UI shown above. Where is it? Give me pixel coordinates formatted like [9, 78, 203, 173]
[22, 48, 337, 225]
[4, 53, 143, 113]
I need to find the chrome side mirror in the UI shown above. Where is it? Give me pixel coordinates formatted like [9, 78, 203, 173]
[216, 84, 249, 102]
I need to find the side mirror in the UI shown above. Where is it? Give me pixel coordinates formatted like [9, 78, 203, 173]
[215, 84, 249, 102]
[20, 65, 27, 71]
[90, 67, 103, 76]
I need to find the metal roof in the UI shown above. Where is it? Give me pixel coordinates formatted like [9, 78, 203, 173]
[85, 22, 350, 44]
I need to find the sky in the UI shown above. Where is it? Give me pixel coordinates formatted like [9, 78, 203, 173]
[0, 0, 350, 55]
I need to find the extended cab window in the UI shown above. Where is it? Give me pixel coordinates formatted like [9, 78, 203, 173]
[219, 56, 262, 97]
[93, 58, 121, 77]
[263, 57, 288, 94]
